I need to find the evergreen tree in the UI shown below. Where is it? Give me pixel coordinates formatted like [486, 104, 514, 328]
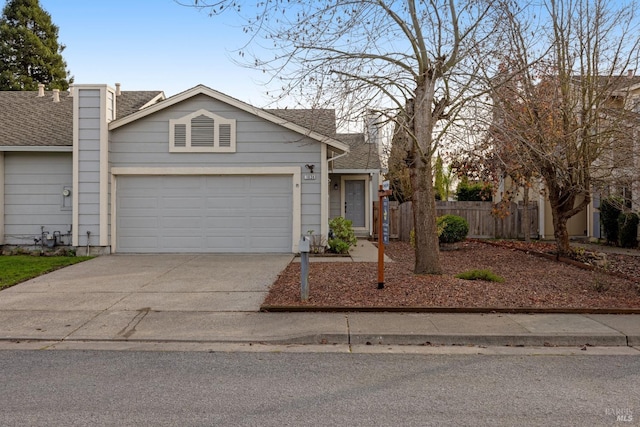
[0, 0, 71, 90]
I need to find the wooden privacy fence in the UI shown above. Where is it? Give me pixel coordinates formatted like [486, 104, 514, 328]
[372, 201, 400, 239]
[374, 201, 538, 241]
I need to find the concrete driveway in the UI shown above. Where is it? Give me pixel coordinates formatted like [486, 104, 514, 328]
[0, 253, 293, 342]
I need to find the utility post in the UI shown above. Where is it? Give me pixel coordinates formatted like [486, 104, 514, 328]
[299, 235, 310, 301]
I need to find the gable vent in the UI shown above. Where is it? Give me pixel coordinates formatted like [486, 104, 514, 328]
[191, 115, 215, 147]
[174, 124, 187, 147]
[219, 123, 232, 147]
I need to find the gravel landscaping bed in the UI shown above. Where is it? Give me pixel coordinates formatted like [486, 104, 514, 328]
[262, 240, 640, 311]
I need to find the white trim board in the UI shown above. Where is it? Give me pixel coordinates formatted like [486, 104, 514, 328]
[0, 146, 72, 152]
[0, 152, 4, 244]
[110, 166, 301, 253]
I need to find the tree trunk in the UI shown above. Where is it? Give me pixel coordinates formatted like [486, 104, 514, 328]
[552, 213, 571, 257]
[410, 160, 442, 275]
[409, 81, 442, 275]
[522, 183, 530, 243]
[547, 183, 572, 256]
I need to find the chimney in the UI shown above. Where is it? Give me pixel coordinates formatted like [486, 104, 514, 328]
[68, 84, 74, 97]
[37, 83, 45, 97]
[628, 69, 634, 78]
[53, 89, 60, 103]
[115, 83, 121, 96]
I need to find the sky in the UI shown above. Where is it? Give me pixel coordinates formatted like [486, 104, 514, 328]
[37, 0, 275, 105]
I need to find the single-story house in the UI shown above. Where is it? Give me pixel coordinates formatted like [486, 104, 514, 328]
[0, 83, 382, 254]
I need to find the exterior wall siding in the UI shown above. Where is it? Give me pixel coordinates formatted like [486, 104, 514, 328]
[76, 88, 102, 246]
[109, 94, 323, 240]
[329, 173, 343, 219]
[3, 152, 72, 245]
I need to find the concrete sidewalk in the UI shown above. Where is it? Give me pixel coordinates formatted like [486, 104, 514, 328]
[0, 244, 638, 350]
[0, 309, 638, 348]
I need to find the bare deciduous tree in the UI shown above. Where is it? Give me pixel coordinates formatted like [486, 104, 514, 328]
[183, 0, 502, 274]
[469, 0, 640, 255]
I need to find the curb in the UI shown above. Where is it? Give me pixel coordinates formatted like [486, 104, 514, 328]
[261, 305, 640, 314]
[2, 332, 636, 348]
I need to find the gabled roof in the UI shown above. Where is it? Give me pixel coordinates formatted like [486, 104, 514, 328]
[0, 90, 164, 148]
[109, 84, 350, 153]
[269, 110, 382, 171]
[266, 109, 337, 137]
[333, 133, 381, 170]
[0, 90, 73, 147]
[117, 91, 165, 117]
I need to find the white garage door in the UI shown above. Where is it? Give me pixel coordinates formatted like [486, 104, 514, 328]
[116, 175, 292, 253]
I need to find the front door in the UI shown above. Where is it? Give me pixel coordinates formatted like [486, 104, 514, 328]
[345, 180, 366, 228]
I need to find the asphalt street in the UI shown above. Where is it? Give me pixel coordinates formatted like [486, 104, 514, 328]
[1, 350, 638, 426]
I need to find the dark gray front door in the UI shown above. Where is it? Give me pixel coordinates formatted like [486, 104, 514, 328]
[345, 180, 366, 228]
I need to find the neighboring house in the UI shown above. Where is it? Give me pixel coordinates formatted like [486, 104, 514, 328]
[496, 74, 640, 241]
[0, 83, 382, 254]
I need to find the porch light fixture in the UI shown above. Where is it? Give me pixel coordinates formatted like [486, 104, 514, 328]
[334, 183, 339, 190]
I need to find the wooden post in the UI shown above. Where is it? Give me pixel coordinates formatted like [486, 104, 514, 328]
[377, 184, 393, 289]
[378, 186, 384, 289]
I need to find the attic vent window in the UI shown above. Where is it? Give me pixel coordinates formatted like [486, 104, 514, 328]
[169, 109, 236, 153]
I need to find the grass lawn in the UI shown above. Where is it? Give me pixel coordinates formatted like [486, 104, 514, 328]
[0, 256, 93, 290]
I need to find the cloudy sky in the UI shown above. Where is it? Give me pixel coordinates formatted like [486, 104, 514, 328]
[38, 0, 274, 104]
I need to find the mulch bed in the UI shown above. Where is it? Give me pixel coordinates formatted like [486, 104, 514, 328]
[262, 240, 640, 312]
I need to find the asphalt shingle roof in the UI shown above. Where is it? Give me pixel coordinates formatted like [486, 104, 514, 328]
[267, 108, 381, 171]
[0, 89, 382, 171]
[0, 91, 73, 147]
[265, 108, 337, 137]
[117, 91, 164, 118]
[0, 90, 163, 147]
[334, 133, 381, 170]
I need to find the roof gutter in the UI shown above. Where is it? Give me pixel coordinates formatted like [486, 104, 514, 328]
[0, 146, 72, 152]
[327, 151, 349, 171]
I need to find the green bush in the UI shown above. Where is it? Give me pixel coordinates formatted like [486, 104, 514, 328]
[437, 214, 469, 244]
[456, 180, 492, 201]
[455, 269, 504, 283]
[328, 217, 358, 254]
[617, 212, 639, 248]
[600, 197, 622, 245]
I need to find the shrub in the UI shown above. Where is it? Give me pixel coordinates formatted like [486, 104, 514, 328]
[617, 212, 639, 248]
[456, 180, 492, 201]
[600, 197, 622, 245]
[455, 269, 504, 283]
[437, 215, 469, 244]
[328, 217, 357, 254]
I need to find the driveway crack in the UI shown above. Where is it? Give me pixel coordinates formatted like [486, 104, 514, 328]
[117, 307, 151, 339]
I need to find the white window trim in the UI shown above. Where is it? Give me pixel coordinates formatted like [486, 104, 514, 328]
[169, 109, 236, 153]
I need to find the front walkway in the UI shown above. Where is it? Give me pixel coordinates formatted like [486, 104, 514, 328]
[292, 239, 392, 263]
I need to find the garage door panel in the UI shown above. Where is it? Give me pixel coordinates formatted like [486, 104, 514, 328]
[118, 236, 158, 248]
[160, 218, 204, 229]
[117, 175, 292, 253]
[250, 236, 290, 251]
[119, 197, 157, 209]
[208, 196, 247, 208]
[120, 218, 158, 228]
[162, 197, 203, 208]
